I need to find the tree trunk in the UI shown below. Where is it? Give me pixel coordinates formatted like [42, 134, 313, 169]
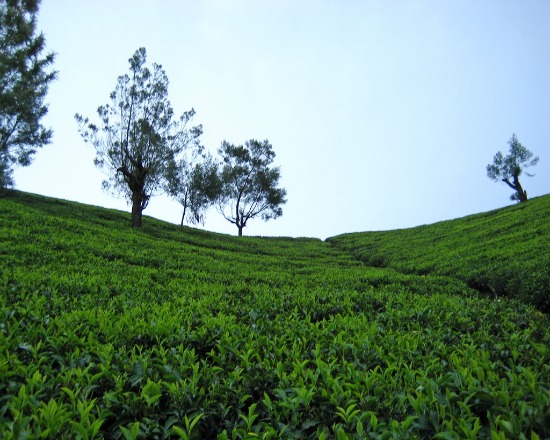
[180, 205, 186, 227]
[131, 192, 143, 227]
[517, 189, 528, 202]
[514, 177, 528, 202]
[503, 175, 528, 203]
[235, 201, 241, 236]
[180, 190, 189, 226]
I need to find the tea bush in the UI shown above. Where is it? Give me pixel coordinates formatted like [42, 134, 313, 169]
[328, 195, 550, 312]
[1, 190, 548, 438]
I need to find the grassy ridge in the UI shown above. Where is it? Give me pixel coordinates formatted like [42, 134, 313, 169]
[1, 190, 549, 438]
[328, 195, 550, 312]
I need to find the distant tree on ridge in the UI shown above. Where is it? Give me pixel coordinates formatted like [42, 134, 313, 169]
[487, 134, 539, 203]
[216, 139, 286, 236]
[165, 152, 221, 226]
[75, 47, 202, 227]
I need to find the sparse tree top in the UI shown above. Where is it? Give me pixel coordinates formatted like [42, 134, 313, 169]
[75, 47, 202, 226]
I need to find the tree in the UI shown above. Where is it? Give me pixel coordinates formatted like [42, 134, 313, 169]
[0, 0, 56, 188]
[487, 134, 539, 203]
[75, 47, 202, 227]
[217, 139, 287, 236]
[165, 152, 221, 226]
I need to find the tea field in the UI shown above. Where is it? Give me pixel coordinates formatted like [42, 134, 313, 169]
[1, 190, 549, 439]
[328, 195, 550, 313]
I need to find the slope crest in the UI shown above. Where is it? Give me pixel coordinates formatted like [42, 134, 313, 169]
[328, 195, 550, 312]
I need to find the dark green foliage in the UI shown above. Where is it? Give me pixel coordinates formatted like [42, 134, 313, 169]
[0, 0, 56, 188]
[1, 190, 549, 438]
[328, 195, 550, 313]
[75, 47, 202, 227]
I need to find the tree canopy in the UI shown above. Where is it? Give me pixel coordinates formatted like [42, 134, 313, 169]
[75, 47, 202, 227]
[217, 139, 287, 236]
[487, 134, 539, 203]
[165, 152, 221, 226]
[0, 0, 56, 188]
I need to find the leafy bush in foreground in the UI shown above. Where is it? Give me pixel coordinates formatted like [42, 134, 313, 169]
[1, 191, 549, 438]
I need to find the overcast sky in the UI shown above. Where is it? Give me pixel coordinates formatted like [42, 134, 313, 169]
[13, 0, 550, 239]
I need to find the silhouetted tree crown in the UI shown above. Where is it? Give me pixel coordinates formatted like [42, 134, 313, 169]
[165, 152, 221, 226]
[487, 134, 539, 203]
[216, 139, 287, 236]
[75, 47, 202, 227]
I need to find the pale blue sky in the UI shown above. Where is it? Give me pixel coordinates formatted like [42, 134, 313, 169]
[14, 0, 550, 238]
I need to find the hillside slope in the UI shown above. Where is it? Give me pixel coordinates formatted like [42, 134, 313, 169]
[328, 195, 550, 312]
[1, 190, 549, 438]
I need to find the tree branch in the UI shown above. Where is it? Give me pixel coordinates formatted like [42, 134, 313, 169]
[501, 178, 517, 191]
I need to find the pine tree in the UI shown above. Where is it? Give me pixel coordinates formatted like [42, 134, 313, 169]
[0, 0, 56, 188]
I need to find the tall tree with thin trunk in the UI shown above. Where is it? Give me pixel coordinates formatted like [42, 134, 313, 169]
[165, 152, 221, 226]
[75, 47, 202, 227]
[217, 139, 286, 236]
[487, 134, 539, 203]
[0, 0, 56, 189]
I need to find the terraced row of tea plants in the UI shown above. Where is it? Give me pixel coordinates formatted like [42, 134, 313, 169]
[1, 190, 549, 439]
[328, 195, 550, 313]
